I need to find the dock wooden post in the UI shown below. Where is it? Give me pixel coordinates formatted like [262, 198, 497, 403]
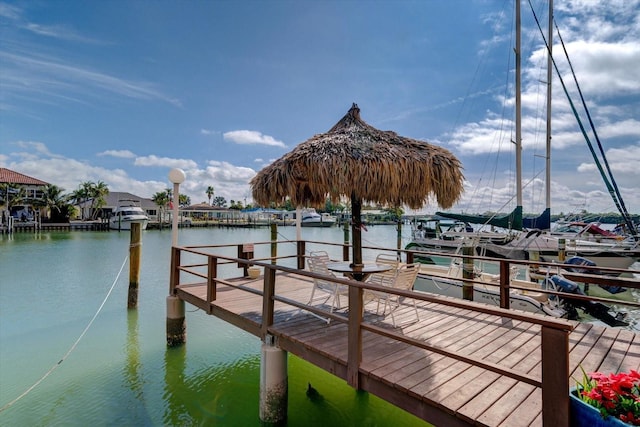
[296, 241, 306, 270]
[462, 245, 474, 301]
[396, 220, 402, 260]
[270, 223, 277, 264]
[558, 238, 566, 262]
[259, 334, 287, 424]
[343, 222, 350, 261]
[167, 246, 186, 346]
[166, 294, 185, 347]
[128, 222, 141, 309]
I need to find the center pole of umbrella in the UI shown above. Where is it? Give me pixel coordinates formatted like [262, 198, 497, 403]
[350, 192, 363, 268]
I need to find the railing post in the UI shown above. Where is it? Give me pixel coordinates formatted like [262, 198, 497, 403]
[499, 259, 510, 310]
[343, 222, 350, 261]
[261, 267, 276, 337]
[406, 250, 414, 264]
[170, 246, 180, 294]
[462, 245, 474, 301]
[270, 223, 277, 264]
[347, 282, 363, 389]
[541, 326, 570, 426]
[207, 256, 217, 312]
[238, 243, 254, 276]
[297, 241, 306, 270]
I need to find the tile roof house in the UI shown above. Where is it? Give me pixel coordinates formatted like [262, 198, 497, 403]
[1, 168, 50, 222]
[0, 167, 49, 186]
[1, 167, 49, 204]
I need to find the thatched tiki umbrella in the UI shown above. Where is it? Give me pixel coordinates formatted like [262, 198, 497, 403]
[250, 103, 464, 269]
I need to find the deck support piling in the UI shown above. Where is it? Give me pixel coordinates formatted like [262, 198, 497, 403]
[558, 238, 566, 261]
[259, 335, 287, 424]
[166, 295, 186, 346]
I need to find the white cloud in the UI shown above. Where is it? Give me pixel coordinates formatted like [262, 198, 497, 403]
[98, 149, 136, 158]
[134, 155, 197, 169]
[0, 141, 260, 204]
[223, 130, 286, 148]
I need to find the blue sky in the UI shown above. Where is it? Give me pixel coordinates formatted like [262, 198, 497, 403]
[1, 0, 639, 215]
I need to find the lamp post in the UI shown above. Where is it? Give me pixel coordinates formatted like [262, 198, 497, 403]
[168, 168, 186, 247]
[167, 168, 186, 347]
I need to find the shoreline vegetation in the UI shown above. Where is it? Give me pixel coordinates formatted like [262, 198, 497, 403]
[4, 212, 640, 234]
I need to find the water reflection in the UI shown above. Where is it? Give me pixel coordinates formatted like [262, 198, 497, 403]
[124, 309, 144, 401]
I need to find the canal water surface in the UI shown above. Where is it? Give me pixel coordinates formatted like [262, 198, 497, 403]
[1, 225, 430, 426]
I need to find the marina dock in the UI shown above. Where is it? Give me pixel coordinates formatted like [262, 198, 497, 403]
[169, 240, 640, 426]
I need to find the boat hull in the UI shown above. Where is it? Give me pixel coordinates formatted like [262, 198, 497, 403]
[109, 218, 149, 231]
[413, 272, 564, 317]
[301, 221, 336, 227]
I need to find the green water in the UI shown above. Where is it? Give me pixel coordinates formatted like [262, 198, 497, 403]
[0, 227, 428, 426]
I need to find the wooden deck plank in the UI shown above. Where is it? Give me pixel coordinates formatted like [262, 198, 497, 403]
[572, 326, 619, 375]
[410, 360, 473, 398]
[497, 388, 541, 427]
[422, 362, 485, 406]
[435, 316, 512, 353]
[477, 382, 537, 427]
[598, 328, 636, 374]
[362, 340, 427, 374]
[468, 321, 538, 362]
[456, 376, 517, 424]
[619, 332, 640, 372]
[398, 353, 461, 391]
[438, 368, 502, 413]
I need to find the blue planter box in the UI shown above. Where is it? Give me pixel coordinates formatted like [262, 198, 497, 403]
[570, 389, 630, 427]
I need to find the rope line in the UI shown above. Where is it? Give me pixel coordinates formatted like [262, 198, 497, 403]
[0, 255, 129, 413]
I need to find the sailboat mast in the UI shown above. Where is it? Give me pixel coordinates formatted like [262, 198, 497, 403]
[546, 0, 553, 211]
[515, 0, 523, 208]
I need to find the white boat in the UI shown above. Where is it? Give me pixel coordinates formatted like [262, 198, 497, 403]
[300, 209, 336, 228]
[414, 260, 566, 318]
[109, 200, 149, 230]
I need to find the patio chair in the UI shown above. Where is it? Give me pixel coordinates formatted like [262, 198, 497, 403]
[367, 253, 400, 288]
[365, 263, 420, 327]
[306, 251, 348, 322]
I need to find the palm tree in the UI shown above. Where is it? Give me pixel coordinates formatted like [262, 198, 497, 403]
[206, 186, 214, 206]
[152, 190, 171, 225]
[33, 184, 73, 222]
[0, 183, 25, 209]
[179, 194, 190, 206]
[89, 181, 109, 219]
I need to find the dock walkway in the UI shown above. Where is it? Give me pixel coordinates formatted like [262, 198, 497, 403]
[171, 242, 639, 427]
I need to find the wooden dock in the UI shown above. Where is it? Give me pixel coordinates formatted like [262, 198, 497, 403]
[170, 241, 640, 427]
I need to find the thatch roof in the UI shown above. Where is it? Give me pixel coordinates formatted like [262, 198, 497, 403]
[250, 103, 464, 210]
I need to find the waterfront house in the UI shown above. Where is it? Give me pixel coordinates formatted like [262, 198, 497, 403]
[0, 168, 49, 222]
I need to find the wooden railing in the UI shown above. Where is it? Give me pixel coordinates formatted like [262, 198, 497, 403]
[169, 240, 640, 425]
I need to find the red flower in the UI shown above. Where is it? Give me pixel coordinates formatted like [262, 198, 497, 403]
[575, 368, 640, 425]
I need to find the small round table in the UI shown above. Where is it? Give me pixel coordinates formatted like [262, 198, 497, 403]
[326, 262, 393, 282]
